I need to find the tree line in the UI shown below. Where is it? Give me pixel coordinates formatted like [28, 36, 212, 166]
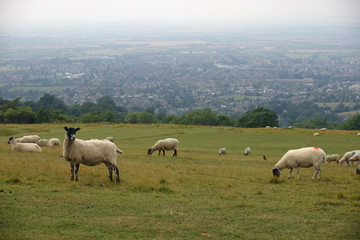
[0, 93, 359, 130]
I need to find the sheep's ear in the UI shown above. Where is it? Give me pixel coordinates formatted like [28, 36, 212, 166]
[64, 127, 68, 131]
[75, 128, 81, 131]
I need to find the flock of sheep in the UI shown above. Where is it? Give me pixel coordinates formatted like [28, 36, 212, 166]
[6, 126, 360, 182]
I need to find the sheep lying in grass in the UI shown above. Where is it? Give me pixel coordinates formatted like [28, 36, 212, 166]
[63, 127, 123, 182]
[272, 147, 326, 181]
[38, 139, 49, 147]
[219, 147, 226, 155]
[244, 147, 251, 155]
[8, 137, 42, 153]
[148, 138, 179, 157]
[339, 150, 360, 166]
[326, 154, 340, 164]
[18, 135, 41, 143]
[48, 138, 60, 148]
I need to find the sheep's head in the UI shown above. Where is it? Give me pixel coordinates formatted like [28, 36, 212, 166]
[147, 149, 153, 155]
[64, 127, 80, 141]
[272, 167, 281, 177]
[356, 168, 360, 175]
[7, 137, 14, 144]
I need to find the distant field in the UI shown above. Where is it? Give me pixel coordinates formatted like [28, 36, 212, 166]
[0, 124, 359, 239]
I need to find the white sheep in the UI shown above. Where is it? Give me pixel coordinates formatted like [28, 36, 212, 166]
[18, 135, 40, 143]
[272, 147, 326, 181]
[349, 152, 360, 164]
[48, 138, 60, 148]
[219, 147, 226, 155]
[8, 137, 42, 153]
[147, 138, 179, 157]
[63, 127, 123, 182]
[339, 150, 360, 166]
[320, 128, 327, 131]
[313, 132, 319, 136]
[38, 139, 49, 147]
[244, 147, 251, 156]
[326, 154, 340, 164]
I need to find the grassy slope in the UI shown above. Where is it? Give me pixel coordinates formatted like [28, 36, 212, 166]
[0, 124, 359, 239]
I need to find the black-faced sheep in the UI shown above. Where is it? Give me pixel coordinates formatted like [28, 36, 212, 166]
[356, 167, 360, 175]
[147, 138, 179, 157]
[8, 137, 42, 153]
[63, 127, 123, 182]
[244, 147, 251, 155]
[272, 147, 326, 181]
[326, 154, 340, 164]
[339, 150, 360, 166]
[219, 147, 226, 155]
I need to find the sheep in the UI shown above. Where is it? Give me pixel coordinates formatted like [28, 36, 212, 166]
[48, 138, 60, 148]
[218, 147, 226, 155]
[349, 152, 360, 164]
[8, 137, 42, 153]
[357, 133, 360, 136]
[18, 135, 40, 143]
[313, 132, 319, 136]
[320, 128, 327, 131]
[38, 139, 49, 147]
[326, 154, 340, 164]
[356, 167, 360, 175]
[272, 147, 326, 181]
[244, 147, 251, 156]
[63, 127, 123, 182]
[147, 138, 179, 157]
[339, 150, 360, 166]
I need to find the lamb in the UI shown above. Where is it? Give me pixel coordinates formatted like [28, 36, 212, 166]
[244, 147, 251, 155]
[219, 147, 226, 155]
[8, 137, 42, 153]
[38, 139, 49, 147]
[272, 147, 326, 181]
[147, 138, 179, 157]
[63, 127, 123, 182]
[48, 138, 60, 148]
[326, 154, 340, 164]
[339, 150, 360, 166]
[18, 135, 40, 143]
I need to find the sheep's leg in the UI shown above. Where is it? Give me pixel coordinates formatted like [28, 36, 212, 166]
[107, 166, 113, 181]
[75, 163, 80, 181]
[70, 163, 74, 181]
[163, 150, 166, 156]
[287, 168, 293, 179]
[312, 168, 321, 181]
[173, 149, 177, 157]
[296, 168, 301, 180]
[158, 150, 161, 156]
[114, 166, 120, 183]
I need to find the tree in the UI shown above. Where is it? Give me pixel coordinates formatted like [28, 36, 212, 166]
[182, 108, 218, 126]
[342, 113, 360, 130]
[237, 107, 279, 128]
[37, 107, 50, 123]
[217, 114, 235, 126]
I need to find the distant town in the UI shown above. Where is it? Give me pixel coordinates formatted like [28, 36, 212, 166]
[0, 23, 359, 117]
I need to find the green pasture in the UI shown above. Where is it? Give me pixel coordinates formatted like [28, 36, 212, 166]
[0, 124, 359, 239]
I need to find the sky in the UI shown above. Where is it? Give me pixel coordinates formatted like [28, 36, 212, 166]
[0, 0, 359, 31]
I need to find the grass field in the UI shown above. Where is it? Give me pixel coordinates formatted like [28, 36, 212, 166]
[0, 124, 359, 239]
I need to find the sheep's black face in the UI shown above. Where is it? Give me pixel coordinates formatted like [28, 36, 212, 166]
[356, 167, 360, 175]
[64, 127, 80, 141]
[147, 149, 152, 155]
[272, 168, 281, 177]
[7, 137, 13, 144]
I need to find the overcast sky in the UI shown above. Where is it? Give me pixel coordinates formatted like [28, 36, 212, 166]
[1, 0, 359, 31]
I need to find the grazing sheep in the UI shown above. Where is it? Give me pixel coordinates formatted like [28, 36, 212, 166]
[63, 127, 123, 182]
[148, 138, 179, 157]
[320, 128, 327, 131]
[349, 152, 360, 164]
[8, 137, 42, 153]
[339, 150, 360, 166]
[38, 139, 49, 147]
[313, 132, 319, 136]
[219, 147, 226, 155]
[326, 154, 340, 164]
[272, 147, 326, 181]
[18, 135, 41, 143]
[48, 138, 60, 148]
[244, 147, 251, 156]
